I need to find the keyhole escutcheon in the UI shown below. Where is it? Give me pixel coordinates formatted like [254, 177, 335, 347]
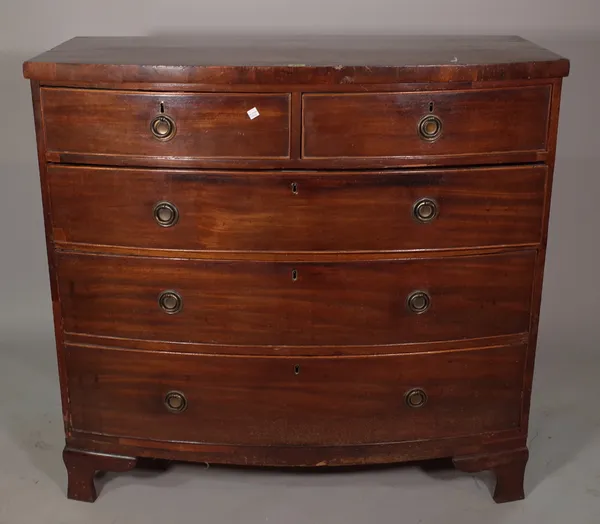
[291, 182, 298, 195]
[294, 364, 301, 375]
[291, 269, 298, 282]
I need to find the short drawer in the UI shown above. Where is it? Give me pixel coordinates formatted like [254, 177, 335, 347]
[57, 251, 535, 346]
[303, 86, 551, 160]
[66, 344, 525, 445]
[48, 165, 546, 252]
[41, 88, 290, 160]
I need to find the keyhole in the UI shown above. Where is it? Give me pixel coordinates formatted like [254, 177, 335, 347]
[429, 102, 434, 113]
[291, 182, 298, 195]
[160, 102, 165, 114]
[291, 269, 298, 282]
[294, 364, 300, 375]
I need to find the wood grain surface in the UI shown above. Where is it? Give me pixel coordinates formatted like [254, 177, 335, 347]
[56, 251, 536, 346]
[303, 87, 550, 158]
[48, 165, 546, 252]
[66, 343, 526, 446]
[41, 88, 291, 159]
[23, 35, 570, 84]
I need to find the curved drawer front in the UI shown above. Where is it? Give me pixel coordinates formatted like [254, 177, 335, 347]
[303, 86, 551, 159]
[41, 88, 290, 160]
[48, 165, 546, 252]
[57, 251, 535, 346]
[66, 344, 525, 445]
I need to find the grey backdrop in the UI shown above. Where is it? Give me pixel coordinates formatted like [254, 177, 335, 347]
[1, 1, 599, 522]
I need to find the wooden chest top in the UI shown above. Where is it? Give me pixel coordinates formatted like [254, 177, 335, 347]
[23, 35, 569, 84]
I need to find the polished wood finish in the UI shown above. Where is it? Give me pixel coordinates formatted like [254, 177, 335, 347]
[65, 332, 529, 357]
[66, 432, 527, 468]
[23, 35, 569, 85]
[56, 251, 535, 346]
[453, 447, 529, 503]
[30, 81, 72, 432]
[303, 86, 550, 159]
[49, 245, 538, 262]
[65, 344, 526, 445]
[46, 148, 550, 170]
[24, 36, 569, 503]
[62, 448, 137, 502]
[48, 165, 546, 252]
[41, 88, 291, 160]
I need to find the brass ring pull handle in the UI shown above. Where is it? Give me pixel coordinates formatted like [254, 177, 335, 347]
[407, 291, 431, 314]
[413, 198, 438, 223]
[405, 388, 428, 408]
[153, 201, 179, 227]
[158, 290, 183, 314]
[150, 115, 176, 141]
[418, 115, 443, 141]
[164, 391, 187, 413]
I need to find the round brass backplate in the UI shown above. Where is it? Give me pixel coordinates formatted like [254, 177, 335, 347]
[413, 198, 439, 223]
[158, 290, 183, 314]
[150, 115, 176, 141]
[164, 391, 187, 413]
[405, 388, 428, 408]
[153, 201, 179, 227]
[407, 291, 431, 314]
[418, 115, 443, 142]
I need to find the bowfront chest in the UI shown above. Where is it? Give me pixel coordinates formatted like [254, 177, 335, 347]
[23, 35, 569, 503]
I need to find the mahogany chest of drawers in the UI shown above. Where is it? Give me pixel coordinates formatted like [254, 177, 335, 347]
[23, 35, 569, 503]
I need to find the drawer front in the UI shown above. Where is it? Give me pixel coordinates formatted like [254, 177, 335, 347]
[41, 88, 290, 159]
[57, 252, 535, 346]
[49, 165, 546, 252]
[66, 344, 525, 445]
[303, 86, 551, 159]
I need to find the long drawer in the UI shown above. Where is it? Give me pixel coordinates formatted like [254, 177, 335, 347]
[48, 165, 546, 252]
[303, 86, 551, 159]
[56, 251, 535, 346]
[41, 88, 291, 160]
[66, 344, 525, 445]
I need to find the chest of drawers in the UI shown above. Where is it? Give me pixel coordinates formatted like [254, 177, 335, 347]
[23, 35, 569, 504]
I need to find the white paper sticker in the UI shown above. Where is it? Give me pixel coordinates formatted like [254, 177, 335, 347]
[247, 107, 260, 120]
